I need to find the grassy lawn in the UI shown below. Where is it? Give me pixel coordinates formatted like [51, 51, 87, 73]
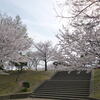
[0, 70, 54, 95]
[92, 69, 100, 99]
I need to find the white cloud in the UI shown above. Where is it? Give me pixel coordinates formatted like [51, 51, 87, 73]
[5, 0, 58, 43]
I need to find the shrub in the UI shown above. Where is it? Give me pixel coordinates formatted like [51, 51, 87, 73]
[20, 88, 28, 92]
[19, 81, 30, 92]
[22, 81, 30, 88]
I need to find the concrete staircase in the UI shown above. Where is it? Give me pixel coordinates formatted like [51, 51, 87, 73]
[31, 71, 91, 100]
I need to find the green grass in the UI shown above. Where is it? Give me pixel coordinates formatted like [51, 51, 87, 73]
[92, 69, 100, 99]
[0, 70, 54, 95]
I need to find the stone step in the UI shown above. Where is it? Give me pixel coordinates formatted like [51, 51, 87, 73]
[33, 91, 89, 95]
[34, 90, 89, 94]
[31, 94, 88, 99]
[37, 86, 90, 90]
[51, 71, 91, 80]
[35, 88, 89, 92]
[35, 88, 89, 91]
[31, 71, 91, 100]
[40, 82, 90, 85]
[39, 83, 90, 86]
[38, 85, 90, 87]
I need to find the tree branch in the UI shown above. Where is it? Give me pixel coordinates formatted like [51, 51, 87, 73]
[57, 1, 99, 19]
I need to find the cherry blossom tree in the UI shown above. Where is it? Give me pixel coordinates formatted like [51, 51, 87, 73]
[0, 14, 32, 69]
[56, 0, 100, 71]
[27, 51, 40, 71]
[52, 47, 67, 70]
[33, 41, 55, 71]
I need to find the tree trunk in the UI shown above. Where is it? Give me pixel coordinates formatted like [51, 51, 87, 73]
[35, 65, 38, 71]
[16, 70, 20, 82]
[44, 59, 47, 71]
[20, 66, 23, 72]
[16, 66, 23, 82]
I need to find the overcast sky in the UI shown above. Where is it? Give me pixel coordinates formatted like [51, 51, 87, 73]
[0, 0, 59, 43]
